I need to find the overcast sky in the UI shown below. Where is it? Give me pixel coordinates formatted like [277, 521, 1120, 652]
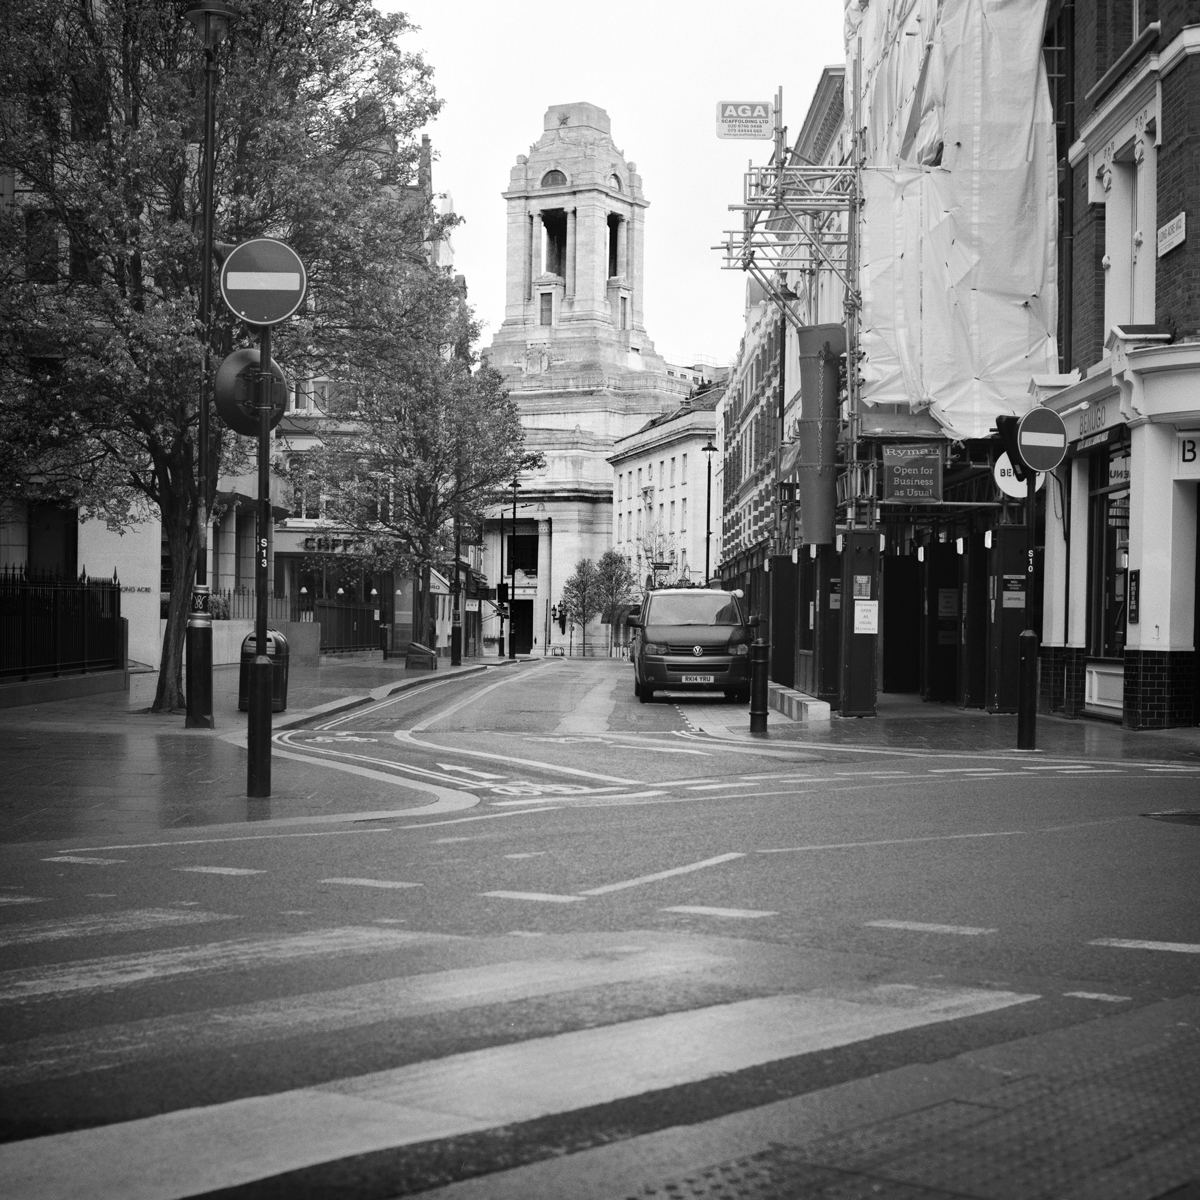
[378, 1, 846, 367]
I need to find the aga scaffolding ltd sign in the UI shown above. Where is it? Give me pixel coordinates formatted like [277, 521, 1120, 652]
[716, 101, 773, 139]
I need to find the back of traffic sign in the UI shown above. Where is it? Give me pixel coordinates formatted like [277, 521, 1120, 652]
[219, 238, 307, 327]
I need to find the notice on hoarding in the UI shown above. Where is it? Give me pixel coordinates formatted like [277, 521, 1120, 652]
[854, 599, 879, 635]
[882, 443, 942, 502]
[938, 588, 958, 618]
[716, 101, 773, 139]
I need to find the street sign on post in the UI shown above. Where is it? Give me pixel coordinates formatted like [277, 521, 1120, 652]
[1016, 407, 1068, 474]
[219, 238, 307, 799]
[219, 238, 307, 327]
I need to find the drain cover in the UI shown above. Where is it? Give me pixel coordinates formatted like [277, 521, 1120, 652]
[1142, 811, 1200, 826]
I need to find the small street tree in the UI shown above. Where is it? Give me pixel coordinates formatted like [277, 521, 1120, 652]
[595, 549, 639, 655]
[560, 558, 603, 658]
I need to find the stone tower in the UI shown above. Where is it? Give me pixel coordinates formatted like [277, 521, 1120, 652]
[485, 102, 688, 655]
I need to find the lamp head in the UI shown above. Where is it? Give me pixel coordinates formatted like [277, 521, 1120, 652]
[184, 1, 234, 49]
[701, 439, 717, 456]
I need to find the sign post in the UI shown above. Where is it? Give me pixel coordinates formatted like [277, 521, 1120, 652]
[219, 238, 307, 798]
[996, 409, 1067, 750]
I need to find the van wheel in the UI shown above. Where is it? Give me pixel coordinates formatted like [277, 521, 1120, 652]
[633, 681, 642, 699]
[639, 686, 653, 704]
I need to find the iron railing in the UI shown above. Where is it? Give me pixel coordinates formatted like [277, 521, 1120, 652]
[0, 567, 123, 681]
[213, 588, 300, 623]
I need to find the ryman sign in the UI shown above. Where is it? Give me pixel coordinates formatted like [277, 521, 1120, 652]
[881, 443, 942, 502]
[716, 101, 773, 139]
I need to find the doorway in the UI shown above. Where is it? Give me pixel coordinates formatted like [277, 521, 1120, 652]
[511, 599, 534, 654]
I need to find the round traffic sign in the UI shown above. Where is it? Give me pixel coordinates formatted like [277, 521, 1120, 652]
[1016, 407, 1067, 473]
[994, 453, 1047, 499]
[219, 238, 307, 326]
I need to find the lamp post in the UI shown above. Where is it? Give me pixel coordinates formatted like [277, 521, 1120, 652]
[183, 1, 233, 731]
[702, 437, 717, 585]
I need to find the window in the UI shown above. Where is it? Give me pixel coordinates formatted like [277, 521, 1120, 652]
[681, 498, 687, 531]
[609, 173, 622, 192]
[616, 474, 623, 502]
[25, 210, 59, 283]
[539, 292, 552, 326]
[607, 213, 621, 277]
[681, 453, 688, 480]
[617, 513, 623, 543]
[659, 460, 665, 487]
[637, 467, 643, 491]
[542, 209, 567, 276]
[658, 503, 664, 527]
[1088, 441, 1131, 659]
[508, 535, 539, 574]
[636, 509, 642, 537]
[669, 501, 675, 532]
[670, 457, 676, 486]
[620, 296, 627, 330]
[541, 169, 566, 187]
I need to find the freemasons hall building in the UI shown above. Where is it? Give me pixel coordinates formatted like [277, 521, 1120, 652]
[481, 102, 689, 654]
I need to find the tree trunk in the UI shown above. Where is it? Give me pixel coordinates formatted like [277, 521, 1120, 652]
[413, 562, 433, 648]
[152, 502, 198, 712]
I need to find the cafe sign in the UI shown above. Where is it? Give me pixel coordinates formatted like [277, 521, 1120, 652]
[881, 443, 942, 502]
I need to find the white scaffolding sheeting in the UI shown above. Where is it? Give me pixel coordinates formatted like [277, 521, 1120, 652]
[847, 0, 1058, 441]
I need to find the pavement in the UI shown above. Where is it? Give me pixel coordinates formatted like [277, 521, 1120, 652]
[2, 658, 1198, 1198]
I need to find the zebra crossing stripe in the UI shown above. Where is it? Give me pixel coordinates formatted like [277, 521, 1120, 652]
[0, 927, 452, 1004]
[0, 983, 1037, 1199]
[0, 909, 237, 949]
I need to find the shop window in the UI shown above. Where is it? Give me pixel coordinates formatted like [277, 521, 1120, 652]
[1087, 441, 1131, 659]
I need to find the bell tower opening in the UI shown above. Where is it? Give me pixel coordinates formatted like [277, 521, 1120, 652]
[542, 209, 567, 278]
[607, 213, 622, 278]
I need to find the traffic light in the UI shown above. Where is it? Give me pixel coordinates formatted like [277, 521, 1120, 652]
[995, 415, 1029, 482]
[497, 582, 509, 603]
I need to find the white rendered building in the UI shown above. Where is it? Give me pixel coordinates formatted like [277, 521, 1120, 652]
[482, 102, 689, 654]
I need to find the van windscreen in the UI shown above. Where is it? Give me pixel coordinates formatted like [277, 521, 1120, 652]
[646, 593, 743, 626]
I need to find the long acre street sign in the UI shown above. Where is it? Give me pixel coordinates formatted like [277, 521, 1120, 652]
[220, 238, 307, 327]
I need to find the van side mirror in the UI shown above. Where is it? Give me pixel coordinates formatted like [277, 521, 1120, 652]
[748, 614, 761, 628]
[627, 615, 643, 628]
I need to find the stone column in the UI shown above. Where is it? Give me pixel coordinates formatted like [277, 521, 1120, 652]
[523, 208, 532, 303]
[1042, 465, 1068, 648]
[530, 210, 542, 279]
[566, 209, 576, 298]
[536, 518, 552, 652]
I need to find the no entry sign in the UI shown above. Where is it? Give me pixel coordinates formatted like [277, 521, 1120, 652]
[220, 238, 307, 326]
[1016, 407, 1068, 473]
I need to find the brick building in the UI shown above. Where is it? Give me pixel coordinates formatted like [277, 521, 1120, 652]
[1037, 1, 1200, 728]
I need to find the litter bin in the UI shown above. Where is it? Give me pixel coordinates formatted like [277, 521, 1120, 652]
[238, 630, 289, 712]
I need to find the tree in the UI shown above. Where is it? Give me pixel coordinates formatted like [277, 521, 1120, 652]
[595, 548, 638, 655]
[0, 0, 443, 710]
[303, 278, 526, 649]
[560, 558, 603, 658]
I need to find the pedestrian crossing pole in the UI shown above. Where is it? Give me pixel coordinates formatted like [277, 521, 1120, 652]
[247, 322, 273, 798]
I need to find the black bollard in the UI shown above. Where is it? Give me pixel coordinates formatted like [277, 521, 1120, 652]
[749, 638, 769, 735]
[1017, 629, 1038, 750]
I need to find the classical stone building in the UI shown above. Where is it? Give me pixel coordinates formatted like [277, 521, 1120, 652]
[483, 102, 689, 655]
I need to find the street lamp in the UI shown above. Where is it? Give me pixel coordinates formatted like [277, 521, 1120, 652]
[509, 476, 519, 660]
[183, 0, 234, 731]
[702, 437, 717, 585]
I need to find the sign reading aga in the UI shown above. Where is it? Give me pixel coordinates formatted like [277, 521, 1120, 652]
[716, 101, 773, 139]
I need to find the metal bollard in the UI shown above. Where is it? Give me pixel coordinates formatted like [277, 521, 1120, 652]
[1017, 629, 1038, 750]
[749, 638, 769, 735]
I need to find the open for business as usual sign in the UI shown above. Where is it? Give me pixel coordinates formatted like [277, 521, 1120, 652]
[881, 443, 942, 502]
[716, 102, 773, 139]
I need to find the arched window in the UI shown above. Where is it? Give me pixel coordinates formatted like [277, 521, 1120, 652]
[609, 173, 622, 192]
[541, 169, 566, 188]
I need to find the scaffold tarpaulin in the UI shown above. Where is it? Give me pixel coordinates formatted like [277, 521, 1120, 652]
[846, 0, 1058, 441]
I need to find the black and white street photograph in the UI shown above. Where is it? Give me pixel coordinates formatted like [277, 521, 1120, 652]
[1, 2, 1198, 1197]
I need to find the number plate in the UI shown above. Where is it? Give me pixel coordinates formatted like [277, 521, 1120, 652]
[681, 674, 715, 684]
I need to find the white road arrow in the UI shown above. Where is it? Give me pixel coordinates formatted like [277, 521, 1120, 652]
[437, 763, 506, 780]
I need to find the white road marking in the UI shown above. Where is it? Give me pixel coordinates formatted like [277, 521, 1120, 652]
[481, 891, 586, 904]
[1064, 991, 1131, 1002]
[1089, 938, 1200, 954]
[58, 830, 392, 853]
[395, 729, 644, 785]
[0, 896, 44, 906]
[0, 945, 722, 1090]
[315, 672, 471, 729]
[177, 867, 266, 876]
[757, 831, 1025, 854]
[505, 852, 548, 860]
[42, 856, 125, 865]
[865, 920, 997, 936]
[662, 905, 777, 919]
[399, 808, 562, 829]
[436, 764, 505, 779]
[0, 928, 451, 1004]
[0, 984, 1038, 1199]
[927, 768, 1005, 774]
[320, 878, 422, 890]
[411, 666, 549, 732]
[490, 791, 666, 807]
[0, 909, 236, 949]
[579, 852, 745, 896]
